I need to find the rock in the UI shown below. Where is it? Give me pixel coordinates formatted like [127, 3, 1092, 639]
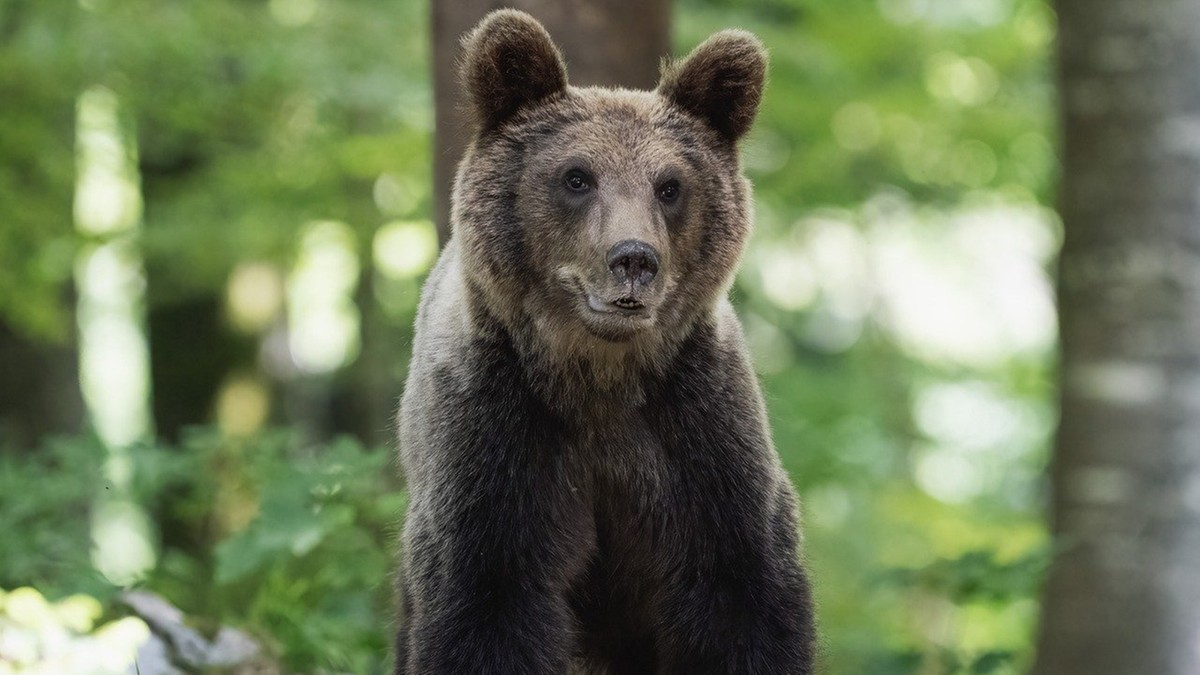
[119, 591, 268, 674]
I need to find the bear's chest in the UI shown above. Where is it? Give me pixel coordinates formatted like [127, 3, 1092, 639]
[570, 405, 667, 500]
[560, 411, 678, 659]
[564, 407, 678, 562]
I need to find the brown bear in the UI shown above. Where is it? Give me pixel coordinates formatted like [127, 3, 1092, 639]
[396, 10, 816, 674]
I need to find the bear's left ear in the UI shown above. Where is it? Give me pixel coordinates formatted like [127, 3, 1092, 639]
[460, 10, 569, 133]
[657, 30, 767, 142]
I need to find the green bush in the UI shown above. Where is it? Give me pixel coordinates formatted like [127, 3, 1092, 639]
[0, 435, 109, 600]
[1, 430, 403, 673]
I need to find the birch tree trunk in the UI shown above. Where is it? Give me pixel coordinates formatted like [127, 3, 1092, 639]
[431, 0, 671, 245]
[1032, 1, 1200, 672]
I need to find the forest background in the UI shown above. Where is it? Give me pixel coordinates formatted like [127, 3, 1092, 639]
[1, 0, 1069, 672]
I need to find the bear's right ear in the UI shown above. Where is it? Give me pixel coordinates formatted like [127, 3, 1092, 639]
[460, 10, 569, 133]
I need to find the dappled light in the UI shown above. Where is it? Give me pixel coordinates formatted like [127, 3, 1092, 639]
[0, 587, 149, 673]
[287, 221, 361, 374]
[214, 375, 272, 437]
[373, 220, 438, 280]
[225, 262, 285, 334]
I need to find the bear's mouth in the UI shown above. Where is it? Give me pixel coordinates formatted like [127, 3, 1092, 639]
[585, 292, 647, 316]
[579, 295, 653, 343]
[568, 281, 656, 342]
[557, 273, 657, 341]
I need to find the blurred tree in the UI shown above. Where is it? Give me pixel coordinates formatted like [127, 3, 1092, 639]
[69, 0, 431, 444]
[431, 0, 672, 244]
[1032, 0, 1200, 673]
[0, 321, 83, 449]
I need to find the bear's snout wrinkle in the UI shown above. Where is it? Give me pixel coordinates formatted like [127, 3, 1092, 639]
[606, 239, 659, 287]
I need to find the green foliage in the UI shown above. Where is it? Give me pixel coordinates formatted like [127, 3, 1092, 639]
[0, 435, 109, 599]
[885, 549, 1049, 604]
[144, 430, 402, 673]
[0, 430, 403, 672]
[1, 0, 431, 332]
[680, 0, 1055, 211]
[0, 0, 82, 341]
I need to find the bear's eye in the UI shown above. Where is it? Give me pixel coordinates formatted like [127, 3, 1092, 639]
[657, 179, 681, 204]
[563, 169, 592, 193]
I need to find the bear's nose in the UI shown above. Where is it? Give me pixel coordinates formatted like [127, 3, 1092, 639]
[606, 239, 660, 285]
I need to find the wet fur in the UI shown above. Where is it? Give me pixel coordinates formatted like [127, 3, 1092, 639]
[397, 10, 816, 674]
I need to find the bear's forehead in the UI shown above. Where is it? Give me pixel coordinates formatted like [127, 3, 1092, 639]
[556, 90, 665, 137]
[521, 88, 711, 173]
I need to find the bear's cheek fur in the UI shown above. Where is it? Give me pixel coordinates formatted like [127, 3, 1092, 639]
[500, 167, 585, 318]
[641, 175, 747, 326]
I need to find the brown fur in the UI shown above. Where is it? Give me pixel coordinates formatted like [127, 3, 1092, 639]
[397, 11, 815, 674]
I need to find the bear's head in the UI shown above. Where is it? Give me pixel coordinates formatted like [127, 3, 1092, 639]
[453, 10, 766, 358]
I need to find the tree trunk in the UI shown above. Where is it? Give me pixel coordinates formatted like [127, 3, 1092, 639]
[431, 0, 671, 245]
[145, 291, 254, 441]
[0, 319, 84, 450]
[1032, 1, 1200, 673]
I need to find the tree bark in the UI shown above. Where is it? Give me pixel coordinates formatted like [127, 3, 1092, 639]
[1032, 1, 1200, 673]
[0, 319, 84, 450]
[431, 0, 671, 245]
[145, 291, 254, 442]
